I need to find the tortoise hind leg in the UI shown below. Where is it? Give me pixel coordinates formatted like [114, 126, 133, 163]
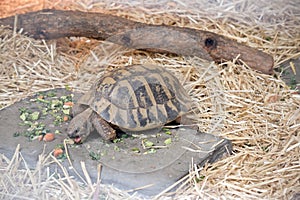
[91, 113, 116, 140]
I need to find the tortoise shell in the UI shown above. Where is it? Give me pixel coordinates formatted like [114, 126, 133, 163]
[79, 64, 191, 133]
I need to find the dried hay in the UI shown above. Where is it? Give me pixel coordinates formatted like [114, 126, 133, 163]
[0, 0, 300, 199]
[0, 145, 142, 199]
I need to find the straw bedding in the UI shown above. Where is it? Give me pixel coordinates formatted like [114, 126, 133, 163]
[0, 0, 299, 199]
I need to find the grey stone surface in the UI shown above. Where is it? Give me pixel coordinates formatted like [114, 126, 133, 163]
[0, 89, 232, 197]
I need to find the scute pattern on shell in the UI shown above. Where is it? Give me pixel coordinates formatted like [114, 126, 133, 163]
[90, 64, 190, 132]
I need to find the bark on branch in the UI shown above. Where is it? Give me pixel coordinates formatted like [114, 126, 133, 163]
[0, 9, 274, 74]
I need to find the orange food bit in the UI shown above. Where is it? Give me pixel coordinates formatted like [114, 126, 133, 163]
[43, 133, 55, 142]
[64, 102, 74, 107]
[63, 115, 69, 121]
[53, 148, 64, 157]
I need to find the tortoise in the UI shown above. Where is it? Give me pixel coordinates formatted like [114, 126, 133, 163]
[67, 64, 191, 142]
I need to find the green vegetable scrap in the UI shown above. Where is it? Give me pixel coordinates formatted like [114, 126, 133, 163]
[19, 109, 40, 122]
[65, 84, 72, 91]
[143, 139, 154, 148]
[131, 147, 140, 153]
[15, 120, 47, 140]
[89, 151, 101, 160]
[113, 138, 123, 143]
[114, 146, 120, 151]
[55, 143, 65, 150]
[144, 148, 156, 154]
[164, 138, 172, 145]
[51, 99, 63, 109]
[47, 92, 56, 97]
[194, 175, 205, 183]
[15, 90, 74, 140]
[36, 93, 74, 125]
[163, 128, 172, 135]
[31, 111, 40, 120]
[62, 109, 70, 115]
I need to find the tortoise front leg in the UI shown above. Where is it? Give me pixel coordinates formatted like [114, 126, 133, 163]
[90, 113, 116, 141]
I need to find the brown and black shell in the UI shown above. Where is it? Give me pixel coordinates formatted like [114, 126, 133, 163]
[78, 64, 191, 133]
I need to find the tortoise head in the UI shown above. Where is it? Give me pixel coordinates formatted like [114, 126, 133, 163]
[67, 109, 93, 143]
[67, 120, 89, 143]
[67, 126, 86, 143]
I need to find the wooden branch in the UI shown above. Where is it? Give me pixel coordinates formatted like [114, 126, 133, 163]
[0, 9, 274, 74]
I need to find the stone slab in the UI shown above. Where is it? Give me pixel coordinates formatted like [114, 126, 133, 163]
[0, 88, 232, 197]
